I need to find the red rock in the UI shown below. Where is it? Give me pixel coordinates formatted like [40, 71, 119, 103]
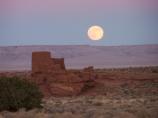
[31, 51, 95, 97]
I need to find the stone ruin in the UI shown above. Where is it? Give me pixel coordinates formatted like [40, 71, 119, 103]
[32, 52, 65, 73]
[31, 51, 95, 97]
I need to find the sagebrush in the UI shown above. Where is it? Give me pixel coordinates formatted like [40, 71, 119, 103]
[0, 77, 43, 111]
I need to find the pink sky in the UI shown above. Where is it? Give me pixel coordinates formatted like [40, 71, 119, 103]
[1, 0, 157, 14]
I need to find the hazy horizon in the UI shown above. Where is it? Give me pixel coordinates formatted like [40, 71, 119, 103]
[0, 43, 158, 47]
[0, 44, 158, 71]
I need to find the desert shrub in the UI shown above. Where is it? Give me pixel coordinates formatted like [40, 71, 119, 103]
[0, 77, 43, 111]
[151, 69, 158, 73]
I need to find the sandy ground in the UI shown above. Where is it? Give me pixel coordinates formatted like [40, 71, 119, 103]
[0, 96, 158, 118]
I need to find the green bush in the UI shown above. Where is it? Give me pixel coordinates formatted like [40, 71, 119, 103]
[0, 77, 43, 111]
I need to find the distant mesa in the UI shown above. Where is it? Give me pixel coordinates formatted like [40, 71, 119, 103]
[31, 51, 96, 97]
[0, 45, 158, 70]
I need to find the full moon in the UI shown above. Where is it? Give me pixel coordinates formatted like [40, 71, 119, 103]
[88, 25, 104, 41]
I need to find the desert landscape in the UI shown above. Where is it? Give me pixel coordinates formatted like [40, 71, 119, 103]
[1, 0, 158, 117]
[0, 66, 158, 118]
[0, 45, 158, 118]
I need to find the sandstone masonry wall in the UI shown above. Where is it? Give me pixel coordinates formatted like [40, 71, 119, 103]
[32, 51, 65, 73]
